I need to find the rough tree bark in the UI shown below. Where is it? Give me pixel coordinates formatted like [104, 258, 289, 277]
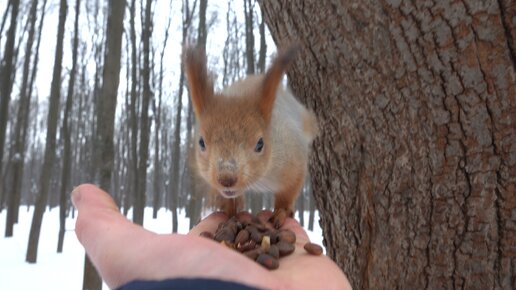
[261, 0, 515, 289]
[84, 1, 126, 289]
[26, 0, 67, 264]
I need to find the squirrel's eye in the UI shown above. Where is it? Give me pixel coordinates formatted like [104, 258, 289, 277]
[199, 137, 206, 151]
[255, 138, 264, 153]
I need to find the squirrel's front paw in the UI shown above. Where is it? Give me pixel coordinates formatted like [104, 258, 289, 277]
[269, 208, 293, 229]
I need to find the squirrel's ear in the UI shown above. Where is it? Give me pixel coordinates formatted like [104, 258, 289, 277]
[184, 46, 213, 118]
[260, 45, 299, 122]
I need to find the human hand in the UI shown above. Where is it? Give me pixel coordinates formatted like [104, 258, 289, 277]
[72, 184, 351, 290]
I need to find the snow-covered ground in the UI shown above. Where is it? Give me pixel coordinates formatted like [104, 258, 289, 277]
[0, 207, 323, 290]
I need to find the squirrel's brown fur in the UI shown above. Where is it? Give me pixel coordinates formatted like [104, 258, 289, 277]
[184, 45, 317, 218]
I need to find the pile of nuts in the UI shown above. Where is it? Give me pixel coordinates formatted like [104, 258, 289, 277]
[200, 212, 323, 270]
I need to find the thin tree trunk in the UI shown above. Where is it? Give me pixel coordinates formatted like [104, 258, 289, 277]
[153, 2, 171, 219]
[244, 0, 255, 75]
[187, 0, 207, 230]
[57, 0, 80, 253]
[261, 0, 516, 289]
[257, 8, 266, 74]
[0, 0, 20, 203]
[297, 186, 305, 227]
[0, 1, 11, 43]
[129, 0, 138, 220]
[5, 0, 38, 238]
[26, 0, 67, 263]
[308, 187, 315, 231]
[133, 0, 153, 226]
[171, 0, 195, 232]
[84, 1, 125, 289]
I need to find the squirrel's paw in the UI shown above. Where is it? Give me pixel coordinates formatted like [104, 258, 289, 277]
[269, 208, 293, 229]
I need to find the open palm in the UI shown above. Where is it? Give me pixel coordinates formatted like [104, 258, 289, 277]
[72, 184, 351, 290]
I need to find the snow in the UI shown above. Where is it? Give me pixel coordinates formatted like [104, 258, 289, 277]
[0, 207, 323, 290]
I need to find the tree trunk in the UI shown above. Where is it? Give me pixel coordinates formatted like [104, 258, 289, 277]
[57, 0, 80, 253]
[244, 0, 255, 75]
[5, 0, 38, 238]
[0, 0, 20, 201]
[257, 8, 266, 74]
[152, 0, 172, 220]
[261, 1, 516, 289]
[308, 187, 315, 231]
[187, 0, 208, 230]
[129, 0, 139, 220]
[26, 0, 67, 264]
[297, 185, 305, 227]
[85, 0, 126, 289]
[133, 0, 153, 226]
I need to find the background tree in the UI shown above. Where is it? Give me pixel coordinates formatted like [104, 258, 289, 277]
[26, 0, 67, 264]
[5, 0, 38, 238]
[0, 0, 20, 201]
[57, 0, 81, 253]
[151, 0, 172, 219]
[169, 0, 196, 233]
[186, 0, 207, 230]
[133, 0, 154, 226]
[261, 0, 516, 289]
[84, 0, 126, 289]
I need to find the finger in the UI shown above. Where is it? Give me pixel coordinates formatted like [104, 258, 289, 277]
[188, 212, 228, 236]
[72, 184, 137, 244]
[72, 184, 156, 288]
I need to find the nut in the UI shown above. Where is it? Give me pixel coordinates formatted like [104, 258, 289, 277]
[256, 253, 279, 270]
[278, 229, 296, 244]
[304, 242, 323, 255]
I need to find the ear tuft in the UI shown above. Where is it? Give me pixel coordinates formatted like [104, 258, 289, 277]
[183, 45, 213, 118]
[260, 44, 300, 122]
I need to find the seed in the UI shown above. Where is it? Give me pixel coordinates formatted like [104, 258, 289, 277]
[276, 241, 295, 257]
[236, 212, 254, 225]
[243, 248, 263, 260]
[267, 245, 280, 259]
[199, 231, 214, 239]
[236, 239, 256, 252]
[235, 229, 250, 245]
[278, 229, 296, 244]
[220, 240, 234, 249]
[270, 231, 280, 244]
[249, 227, 263, 243]
[261, 236, 271, 252]
[214, 228, 235, 243]
[304, 242, 323, 255]
[256, 253, 279, 270]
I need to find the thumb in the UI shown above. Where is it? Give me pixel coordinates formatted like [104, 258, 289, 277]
[71, 183, 138, 258]
[71, 183, 119, 214]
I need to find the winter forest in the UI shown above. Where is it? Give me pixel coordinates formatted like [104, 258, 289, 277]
[0, 0, 320, 288]
[2, 0, 516, 289]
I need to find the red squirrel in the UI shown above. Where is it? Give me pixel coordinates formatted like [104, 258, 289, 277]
[184, 45, 317, 225]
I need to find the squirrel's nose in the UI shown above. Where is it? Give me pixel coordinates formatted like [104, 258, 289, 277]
[218, 176, 237, 188]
